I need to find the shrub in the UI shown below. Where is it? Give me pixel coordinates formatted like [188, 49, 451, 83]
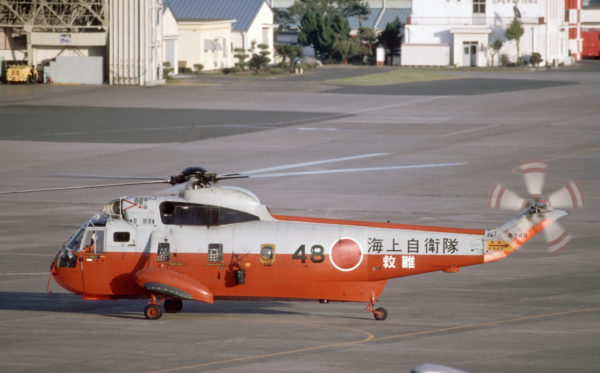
[163, 61, 174, 78]
[222, 67, 241, 75]
[193, 64, 204, 73]
[530, 52, 543, 67]
[500, 54, 510, 67]
[270, 67, 285, 75]
[297, 62, 313, 71]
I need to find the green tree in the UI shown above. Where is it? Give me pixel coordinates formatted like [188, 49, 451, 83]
[290, 0, 368, 19]
[357, 27, 376, 61]
[298, 5, 321, 56]
[298, 4, 351, 60]
[293, 0, 366, 61]
[248, 43, 271, 72]
[321, 12, 350, 59]
[332, 35, 359, 63]
[505, 17, 524, 64]
[233, 48, 250, 70]
[275, 44, 304, 68]
[530, 52, 543, 67]
[274, 8, 295, 31]
[378, 18, 402, 65]
[489, 39, 503, 66]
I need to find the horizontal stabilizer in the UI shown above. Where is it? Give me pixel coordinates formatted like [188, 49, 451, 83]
[135, 268, 214, 303]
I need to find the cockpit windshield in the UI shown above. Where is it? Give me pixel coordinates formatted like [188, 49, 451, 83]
[64, 215, 108, 252]
[65, 223, 87, 252]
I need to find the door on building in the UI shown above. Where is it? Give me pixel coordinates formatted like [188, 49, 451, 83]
[462, 42, 478, 67]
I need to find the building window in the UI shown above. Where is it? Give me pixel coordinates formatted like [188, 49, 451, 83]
[473, 0, 486, 14]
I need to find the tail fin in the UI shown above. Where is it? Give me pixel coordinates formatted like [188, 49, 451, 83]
[483, 208, 568, 263]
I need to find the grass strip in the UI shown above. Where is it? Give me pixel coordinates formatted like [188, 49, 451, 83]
[326, 68, 463, 86]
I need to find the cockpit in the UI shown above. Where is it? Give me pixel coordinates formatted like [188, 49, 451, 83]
[56, 215, 108, 268]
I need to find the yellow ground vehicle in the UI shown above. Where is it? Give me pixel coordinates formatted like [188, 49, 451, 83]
[6, 65, 38, 84]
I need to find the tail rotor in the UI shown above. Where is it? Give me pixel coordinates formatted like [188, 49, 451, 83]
[488, 162, 584, 253]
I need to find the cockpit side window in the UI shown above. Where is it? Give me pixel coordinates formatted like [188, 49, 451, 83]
[159, 202, 259, 226]
[81, 229, 105, 254]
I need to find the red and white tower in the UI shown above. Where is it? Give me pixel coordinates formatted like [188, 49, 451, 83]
[565, 0, 583, 61]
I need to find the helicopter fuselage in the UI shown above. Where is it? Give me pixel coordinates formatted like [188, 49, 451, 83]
[52, 187, 492, 305]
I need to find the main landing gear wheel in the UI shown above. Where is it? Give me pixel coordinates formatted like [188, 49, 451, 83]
[374, 307, 388, 321]
[164, 299, 183, 313]
[144, 304, 163, 320]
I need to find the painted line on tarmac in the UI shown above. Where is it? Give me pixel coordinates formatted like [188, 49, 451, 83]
[440, 124, 499, 137]
[238, 153, 389, 175]
[151, 324, 374, 373]
[296, 127, 337, 131]
[150, 306, 600, 373]
[369, 306, 600, 343]
[0, 272, 48, 276]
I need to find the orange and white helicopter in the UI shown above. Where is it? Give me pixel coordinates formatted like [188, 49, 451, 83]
[2, 159, 583, 320]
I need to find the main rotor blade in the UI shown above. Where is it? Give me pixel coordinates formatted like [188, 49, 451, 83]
[215, 174, 250, 181]
[488, 183, 527, 210]
[156, 178, 198, 195]
[519, 162, 547, 197]
[548, 180, 584, 209]
[55, 173, 166, 181]
[543, 220, 571, 253]
[244, 162, 465, 179]
[234, 153, 389, 175]
[0, 180, 168, 195]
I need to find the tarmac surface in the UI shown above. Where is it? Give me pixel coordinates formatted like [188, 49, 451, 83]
[0, 61, 599, 372]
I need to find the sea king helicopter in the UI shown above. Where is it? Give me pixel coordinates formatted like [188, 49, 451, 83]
[2, 157, 584, 320]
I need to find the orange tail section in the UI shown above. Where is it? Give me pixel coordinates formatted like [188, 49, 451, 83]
[484, 209, 568, 263]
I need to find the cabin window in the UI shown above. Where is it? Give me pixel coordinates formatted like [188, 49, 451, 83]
[159, 202, 259, 226]
[113, 232, 130, 242]
[208, 243, 223, 263]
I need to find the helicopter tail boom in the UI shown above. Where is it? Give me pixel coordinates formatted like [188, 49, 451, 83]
[484, 208, 568, 263]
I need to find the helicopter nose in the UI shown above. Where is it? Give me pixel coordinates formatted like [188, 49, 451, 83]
[51, 248, 84, 295]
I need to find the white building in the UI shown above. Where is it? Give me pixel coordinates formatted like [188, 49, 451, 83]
[403, 0, 574, 67]
[163, 0, 276, 73]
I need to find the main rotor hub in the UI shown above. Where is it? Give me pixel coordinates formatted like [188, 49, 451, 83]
[169, 166, 217, 187]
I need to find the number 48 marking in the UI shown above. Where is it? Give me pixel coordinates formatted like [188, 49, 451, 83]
[292, 244, 325, 263]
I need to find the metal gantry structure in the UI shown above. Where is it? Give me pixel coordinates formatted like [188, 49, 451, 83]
[1, 0, 163, 85]
[0, 0, 108, 31]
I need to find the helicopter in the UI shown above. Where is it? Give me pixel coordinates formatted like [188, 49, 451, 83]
[1, 159, 583, 320]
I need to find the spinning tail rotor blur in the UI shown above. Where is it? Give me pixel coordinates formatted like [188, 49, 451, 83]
[488, 162, 584, 252]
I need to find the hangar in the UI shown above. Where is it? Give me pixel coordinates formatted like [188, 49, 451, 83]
[0, 0, 164, 85]
[0, 0, 277, 83]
